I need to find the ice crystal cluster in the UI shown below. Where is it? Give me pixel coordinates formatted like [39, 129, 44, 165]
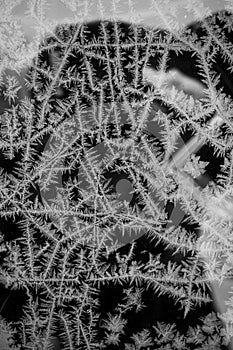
[1, 1, 233, 349]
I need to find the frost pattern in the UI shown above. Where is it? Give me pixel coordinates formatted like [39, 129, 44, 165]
[0, 2, 233, 349]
